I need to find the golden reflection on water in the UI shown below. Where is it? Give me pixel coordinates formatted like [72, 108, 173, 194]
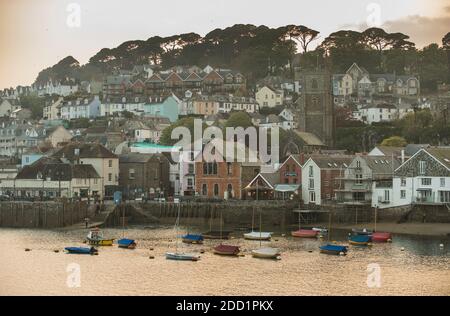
[0, 228, 448, 296]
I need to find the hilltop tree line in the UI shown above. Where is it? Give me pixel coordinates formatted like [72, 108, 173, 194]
[34, 25, 450, 92]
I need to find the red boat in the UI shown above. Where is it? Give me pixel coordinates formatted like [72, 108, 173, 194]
[291, 229, 318, 238]
[372, 232, 392, 243]
[213, 244, 240, 256]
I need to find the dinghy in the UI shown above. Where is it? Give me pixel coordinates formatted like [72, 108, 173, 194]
[166, 200, 201, 262]
[203, 231, 232, 240]
[244, 231, 272, 241]
[372, 232, 392, 243]
[213, 244, 240, 256]
[352, 228, 373, 236]
[166, 252, 200, 261]
[291, 229, 318, 238]
[182, 234, 204, 244]
[251, 247, 280, 259]
[65, 247, 98, 255]
[319, 244, 348, 255]
[86, 229, 114, 246]
[118, 239, 137, 249]
[349, 235, 371, 246]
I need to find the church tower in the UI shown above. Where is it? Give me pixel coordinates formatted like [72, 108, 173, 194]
[295, 70, 335, 147]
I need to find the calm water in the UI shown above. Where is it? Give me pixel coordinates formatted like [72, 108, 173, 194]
[0, 226, 449, 296]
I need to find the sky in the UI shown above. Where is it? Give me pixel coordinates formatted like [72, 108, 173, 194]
[0, 0, 449, 90]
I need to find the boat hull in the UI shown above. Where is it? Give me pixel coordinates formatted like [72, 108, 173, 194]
[372, 232, 392, 243]
[244, 232, 272, 241]
[213, 244, 240, 256]
[291, 229, 318, 238]
[349, 235, 371, 246]
[65, 247, 97, 255]
[251, 247, 280, 259]
[182, 234, 204, 244]
[118, 239, 137, 249]
[319, 244, 348, 256]
[87, 238, 114, 246]
[166, 252, 200, 261]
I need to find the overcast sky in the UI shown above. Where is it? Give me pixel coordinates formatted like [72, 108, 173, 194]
[1, 0, 449, 89]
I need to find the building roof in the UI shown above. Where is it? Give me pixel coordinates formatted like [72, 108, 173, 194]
[405, 144, 431, 156]
[294, 131, 326, 147]
[370, 146, 405, 158]
[308, 155, 354, 169]
[16, 157, 100, 180]
[52, 143, 117, 160]
[119, 153, 167, 164]
[426, 147, 450, 170]
[361, 156, 401, 175]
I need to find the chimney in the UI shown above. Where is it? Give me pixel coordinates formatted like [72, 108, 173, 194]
[401, 150, 405, 164]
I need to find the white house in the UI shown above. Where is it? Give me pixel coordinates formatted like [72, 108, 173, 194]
[0, 99, 21, 117]
[101, 96, 146, 117]
[391, 147, 450, 207]
[354, 103, 397, 124]
[60, 96, 101, 120]
[255, 86, 284, 108]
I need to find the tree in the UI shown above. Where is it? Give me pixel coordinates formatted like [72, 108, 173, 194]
[418, 44, 448, 91]
[443, 32, 450, 49]
[284, 25, 320, 53]
[225, 112, 253, 128]
[19, 95, 46, 119]
[381, 136, 407, 147]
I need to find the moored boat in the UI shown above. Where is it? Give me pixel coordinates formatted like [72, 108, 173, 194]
[86, 229, 114, 246]
[166, 252, 200, 261]
[202, 230, 232, 240]
[65, 247, 98, 255]
[352, 228, 373, 236]
[213, 244, 240, 256]
[372, 232, 392, 243]
[349, 235, 371, 246]
[118, 239, 137, 249]
[182, 234, 204, 244]
[319, 244, 348, 255]
[251, 247, 280, 259]
[244, 231, 272, 241]
[291, 229, 318, 238]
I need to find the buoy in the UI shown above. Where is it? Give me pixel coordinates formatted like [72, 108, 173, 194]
[281, 234, 286, 237]
[274, 239, 279, 242]
[308, 250, 313, 253]
[387, 239, 392, 243]
[401, 247, 405, 251]
[439, 244, 444, 248]
[25, 248, 31, 252]
[149, 256, 155, 259]
[150, 248, 154, 251]
[54, 250, 59, 253]
[276, 256, 282, 260]
[339, 252, 345, 256]
[200, 250, 205, 254]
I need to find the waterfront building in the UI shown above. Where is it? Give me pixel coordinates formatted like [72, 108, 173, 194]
[301, 155, 354, 205]
[118, 153, 170, 200]
[392, 147, 450, 206]
[255, 86, 284, 108]
[52, 143, 119, 197]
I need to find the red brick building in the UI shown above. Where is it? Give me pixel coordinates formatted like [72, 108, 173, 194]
[278, 154, 308, 185]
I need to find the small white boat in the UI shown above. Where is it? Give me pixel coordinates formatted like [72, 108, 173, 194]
[312, 227, 328, 233]
[166, 252, 200, 261]
[244, 231, 272, 241]
[251, 247, 280, 259]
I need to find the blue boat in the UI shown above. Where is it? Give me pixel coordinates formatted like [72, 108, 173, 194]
[319, 244, 348, 255]
[118, 239, 137, 249]
[349, 235, 371, 246]
[182, 234, 204, 244]
[65, 247, 98, 255]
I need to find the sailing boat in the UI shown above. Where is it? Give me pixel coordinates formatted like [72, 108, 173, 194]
[371, 207, 393, 243]
[244, 181, 272, 241]
[118, 204, 137, 249]
[203, 205, 232, 240]
[251, 208, 280, 259]
[166, 201, 200, 261]
[291, 210, 318, 238]
[213, 208, 240, 256]
[319, 211, 348, 256]
[182, 206, 204, 244]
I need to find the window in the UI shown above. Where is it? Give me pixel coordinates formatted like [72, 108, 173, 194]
[356, 161, 361, 168]
[108, 173, 112, 182]
[440, 178, 445, 187]
[227, 163, 233, 175]
[421, 178, 431, 186]
[129, 169, 135, 180]
[187, 178, 194, 189]
[419, 161, 426, 175]
[227, 184, 233, 198]
[203, 162, 218, 175]
[401, 178, 406, 187]
[202, 184, 208, 196]
[188, 164, 194, 174]
[356, 174, 363, 185]
[108, 160, 113, 168]
[384, 190, 390, 202]
[401, 190, 406, 199]
[214, 184, 219, 197]
[309, 191, 316, 203]
[309, 166, 314, 177]
[309, 179, 314, 190]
